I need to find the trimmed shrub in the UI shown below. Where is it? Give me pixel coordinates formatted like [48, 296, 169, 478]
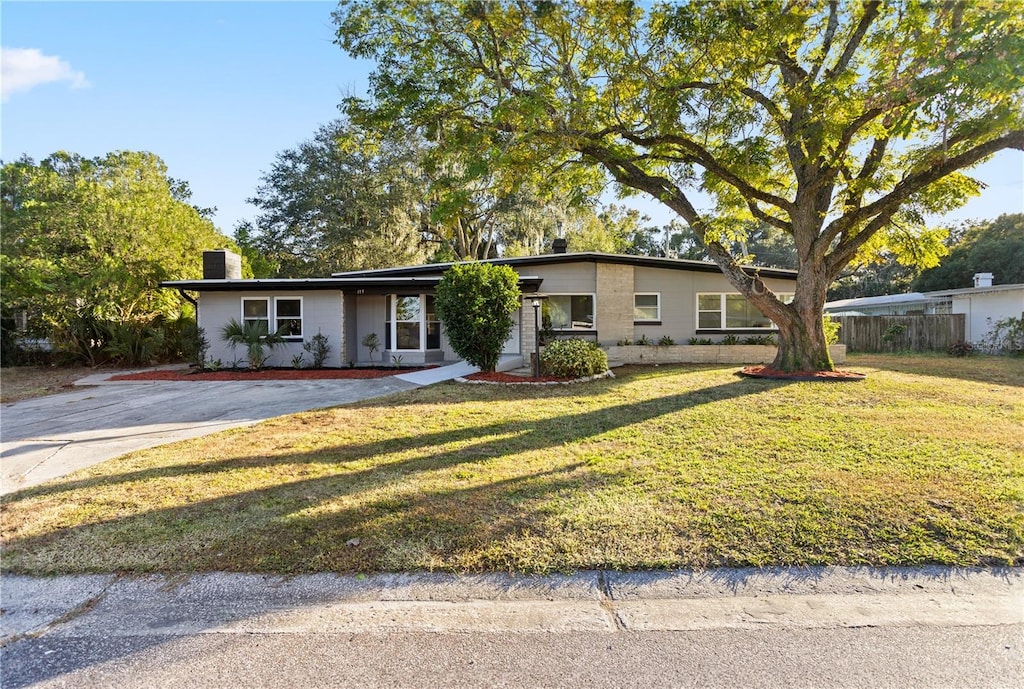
[541, 339, 608, 378]
[435, 263, 521, 372]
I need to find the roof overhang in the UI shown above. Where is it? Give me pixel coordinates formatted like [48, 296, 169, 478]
[160, 276, 545, 294]
[331, 252, 799, 281]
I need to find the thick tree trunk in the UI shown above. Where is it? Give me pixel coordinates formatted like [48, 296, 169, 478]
[765, 270, 834, 373]
[771, 306, 833, 372]
[702, 240, 836, 373]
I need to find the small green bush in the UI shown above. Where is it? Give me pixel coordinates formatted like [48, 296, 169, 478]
[720, 334, 741, 345]
[303, 331, 331, 368]
[541, 339, 608, 378]
[823, 316, 841, 346]
[658, 335, 675, 346]
[435, 263, 521, 372]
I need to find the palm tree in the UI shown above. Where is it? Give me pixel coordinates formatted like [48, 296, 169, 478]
[220, 318, 286, 370]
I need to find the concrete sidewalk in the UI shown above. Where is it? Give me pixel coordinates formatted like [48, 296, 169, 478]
[2, 567, 1020, 688]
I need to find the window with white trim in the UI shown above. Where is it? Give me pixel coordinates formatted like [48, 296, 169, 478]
[634, 293, 660, 322]
[384, 294, 442, 351]
[697, 293, 794, 330]
[241, 298, 269, 331]
[545, 294, 595, 330]
[275, 297, 302, 338]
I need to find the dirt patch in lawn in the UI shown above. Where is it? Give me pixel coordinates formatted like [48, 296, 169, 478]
[110, 367, 435, 382]
[1, 366, 113, 403]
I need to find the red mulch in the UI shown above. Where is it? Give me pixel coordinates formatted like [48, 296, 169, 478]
[109, 367, 433, 382]
[739, 365, 867, 381]
[463, 371, 574, 383]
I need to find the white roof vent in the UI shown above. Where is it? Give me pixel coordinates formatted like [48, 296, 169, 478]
[973, 272, 994, 288]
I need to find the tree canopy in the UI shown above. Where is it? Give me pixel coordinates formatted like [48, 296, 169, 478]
[1, 151, 241, 362]
[913, 213, 1024, 291]
[239, 118, 610, 276]
[336, 0, 1024, 371]
[237, 120, 431, 278]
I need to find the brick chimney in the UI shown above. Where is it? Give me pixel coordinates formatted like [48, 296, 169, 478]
[203, 249, 242, 280]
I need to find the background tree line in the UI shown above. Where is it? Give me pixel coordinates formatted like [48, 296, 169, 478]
[1, 151, 246, 366]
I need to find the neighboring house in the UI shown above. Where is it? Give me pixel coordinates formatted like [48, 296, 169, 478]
[162, 249, 798, 368]
[824, 274, 1024, 343]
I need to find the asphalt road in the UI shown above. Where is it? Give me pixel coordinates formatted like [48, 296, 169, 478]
[2, 568, 1021, 688]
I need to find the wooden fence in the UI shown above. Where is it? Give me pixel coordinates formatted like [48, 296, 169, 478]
[833, 315, 966, 353]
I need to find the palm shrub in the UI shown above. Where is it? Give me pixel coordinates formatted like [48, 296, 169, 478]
[220, 318, 285, 370]
[541, 339, 608, 378]
[434, 263, 521, 372]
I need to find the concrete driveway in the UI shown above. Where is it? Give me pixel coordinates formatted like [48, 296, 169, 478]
[0, 372, 421, 495]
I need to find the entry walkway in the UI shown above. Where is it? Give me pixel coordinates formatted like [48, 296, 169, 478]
[394, 355, 522, 385]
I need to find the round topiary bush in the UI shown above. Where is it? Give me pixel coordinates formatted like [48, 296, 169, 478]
[541, 339, 608, 378]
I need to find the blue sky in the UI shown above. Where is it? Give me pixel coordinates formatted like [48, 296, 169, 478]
[3, 1, 1022, 239]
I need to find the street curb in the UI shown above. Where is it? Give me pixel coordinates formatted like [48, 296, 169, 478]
[3, 567, 1020, 640]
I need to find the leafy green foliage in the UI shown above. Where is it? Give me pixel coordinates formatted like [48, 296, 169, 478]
[303, 332, 332, 369]
[980, 316, 1024, 356]
[1, 151, 243, 365]
[914, 214, 1024, 291]
[336, 0, 1024, 371]
[434, 263, 521, 372]
[237, 120, 431, 277]
[361, 332, 380, 364]
[540, 339, 609, 378]
[823, 317, 841, 347]
[220, 318, 286, 371]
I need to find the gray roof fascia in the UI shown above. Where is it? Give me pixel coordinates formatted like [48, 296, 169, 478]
[331, 252, 799, 281]
[160, 276, 544, 292]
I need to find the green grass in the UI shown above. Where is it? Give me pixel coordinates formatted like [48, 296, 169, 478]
[2, 354, 1022, 574]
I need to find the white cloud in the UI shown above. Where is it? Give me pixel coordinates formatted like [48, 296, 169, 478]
[1, 48, 90, 102]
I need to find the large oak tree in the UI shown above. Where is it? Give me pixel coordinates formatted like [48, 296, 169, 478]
[336, 0, 1024, 371]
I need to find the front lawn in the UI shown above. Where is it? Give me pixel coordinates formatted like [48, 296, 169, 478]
[2, 354, 1022, 574]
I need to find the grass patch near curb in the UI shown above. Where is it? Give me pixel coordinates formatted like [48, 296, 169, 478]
[2, 354, 1022, 574]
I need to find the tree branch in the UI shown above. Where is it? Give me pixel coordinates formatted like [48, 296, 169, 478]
[823, 0, 881, 80]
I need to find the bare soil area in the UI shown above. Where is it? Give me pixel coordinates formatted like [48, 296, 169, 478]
[0, 366, 109, 403]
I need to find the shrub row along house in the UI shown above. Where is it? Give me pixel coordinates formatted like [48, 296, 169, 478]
[163, 247, 816, 369]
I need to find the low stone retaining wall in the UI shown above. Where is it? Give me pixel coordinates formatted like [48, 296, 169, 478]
[603, 344, 847, 365]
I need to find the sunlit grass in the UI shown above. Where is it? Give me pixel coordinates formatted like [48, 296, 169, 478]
[2, 354, 1022, 574]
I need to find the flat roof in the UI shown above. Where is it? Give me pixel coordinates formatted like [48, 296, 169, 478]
[161, 276, 545, 293]
[331, 252, 799, 281]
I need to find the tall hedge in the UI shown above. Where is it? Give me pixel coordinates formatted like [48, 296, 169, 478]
[434, 263, 521, 372]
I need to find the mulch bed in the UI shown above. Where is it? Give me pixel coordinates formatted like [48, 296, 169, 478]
[739, 365, 867, 382]
[109, 367, 434, 382]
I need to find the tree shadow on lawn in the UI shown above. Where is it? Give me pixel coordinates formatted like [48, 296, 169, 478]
[3, 375, 789, 504]
[2, 377, 796, 574]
